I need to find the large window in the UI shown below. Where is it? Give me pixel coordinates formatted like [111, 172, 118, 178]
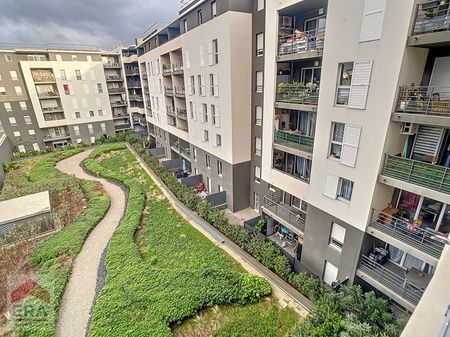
[273, 150, 311, 182]
[338, 178, 354, 201]
[336, 62, 353, 105]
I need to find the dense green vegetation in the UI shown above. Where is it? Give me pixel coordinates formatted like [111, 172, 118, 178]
[85, 144, 271, 337]
[0, 149, 110, 337]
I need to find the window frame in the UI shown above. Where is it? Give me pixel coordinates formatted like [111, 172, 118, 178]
[335, 62, 354, 106]
[337, 178, 354, 201]
[329, 122, 345, 160]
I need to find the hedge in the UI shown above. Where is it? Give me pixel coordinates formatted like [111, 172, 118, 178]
[84, 144, 271, 337]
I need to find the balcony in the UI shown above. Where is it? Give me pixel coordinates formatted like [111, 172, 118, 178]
[379, 155, 450, 198]
[125, 68, 140, 76]
[32, 74, 55, 83]
[274, 130, 314, 159]
[108, 87, 126, 94]
[111, 100, 128, 108]
[43, 132, 70, 141]
[277, 25, 326, 62]
[393, 86, 450, 126]
[275, 83, 319, 111]
[409, 1, 450, 48]
[357, 255, 426, 311]
[106, 75, 123, 82]
[133, 118, 147, 127]
[162, 65, 172, 76]
[176, 108, 187, 120]
[104, 62, 121, 69]
[273, 149, 311, 184]
[113, 113, 129, 120]
[368, 208, 447, 261]
[37, 90, 59, 99]
[262, 192, 306, 236]
[42, 106, 63, 113]
[166, 105, 176, 117]
[129, 94, 143, 101]
[164, 87, 174, 96]
[43, 113, 65, 121]
[172, 62, 184, 75]
[115, 123, 132, 131]
[174, 87, 185, 98]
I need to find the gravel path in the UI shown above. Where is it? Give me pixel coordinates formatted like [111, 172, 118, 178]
[55, 149, 126, 337]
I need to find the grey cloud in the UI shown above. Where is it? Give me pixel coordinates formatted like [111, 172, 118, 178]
[0, 0, 179, 48]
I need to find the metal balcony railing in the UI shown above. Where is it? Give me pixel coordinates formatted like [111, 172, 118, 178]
[369, 209, 447, 259]
[33, 75, 55, 83]
[263, 192, 306, 233]
[43, 132, 70, 141]
[413, 1, 450, 35]
[111, 100, 127, 107]
[172, 62, 184, 73]
[129, 94, 143, 101]
[381, 154, 450, 195]
[106, 75, 123, 81]
[274, 130, 314, 154]
[164, 87, 174, 96]
[175, 87, 185, 97]
[359, 255, 424, 306]
[108, 87, 126, 94]
[42, 106, 63, 113]
[37, 90, 59, 98]
[104, 62, 121, 68]
[167, 106, 176, 116]
[125, 68, 140, 76]
[278, 26, 326, 56]
[162, 65, 172, 75]
[276, 83, 319, 105]
[44, 113, 65, 121]
[397, 86, 450, 116]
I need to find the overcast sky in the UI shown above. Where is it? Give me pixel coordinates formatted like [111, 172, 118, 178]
[0, 0, 179, 49]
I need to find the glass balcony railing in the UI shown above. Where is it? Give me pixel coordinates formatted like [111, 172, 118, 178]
[381, 154, 450, 195]
[397, 86, 450, 116]
[274, 130, 314, 154]
[412, 1, 450, 35]
[276, 83, 319, 106]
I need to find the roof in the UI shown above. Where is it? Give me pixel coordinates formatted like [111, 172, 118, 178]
[0, 191, 51, 226]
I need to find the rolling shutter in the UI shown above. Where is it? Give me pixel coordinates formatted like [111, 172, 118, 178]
[348, 61, 373, 109]
[340, 125, 361, 167]
[360, 0, 387, 42]
[324, 174, 339, 199]
[413, 126, 444, 157]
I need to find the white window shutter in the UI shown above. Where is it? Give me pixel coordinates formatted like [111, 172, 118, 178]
[200, 45, 205, 67]
[349, 61, 373, 109]
[360, 0, 387, 42]
[324, 174, 339, 199]
[188, 82, 192, 96]
[340, 125, 361, 167]
[213, 74, 219, 97]
[207, 41, 214, 66]
[215, 105, 220, 127]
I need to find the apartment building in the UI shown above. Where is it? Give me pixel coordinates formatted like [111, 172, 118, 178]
[0, 47, 116, 151]
[140, 0, 253, 212]
[254, 0, 450, 314]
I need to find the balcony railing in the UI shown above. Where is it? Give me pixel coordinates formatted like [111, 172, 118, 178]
[413, 2, 450, 35]
[37, 90, 59, 98]
[180, 146, 190, 158]
[175, 87, 185, 97]
[104, 62, 121, 68]
[43, 132, 70, 141]
[33, 75, 55, 83]
[278, 26, 326, 57]
[111, 100, 128, 107]
[44, 113, 65, 121]
[276, 83, 319, 105]
[381, 154, 450, 195]
[108, 87, 126, 94]
[129, 94, 143, 101]
[115, 123, 132, 131]
[167, 106, 176, 116]
[162, 65, 172, 76]
[358, 255, 424, 307]
[369, 208, 446, 259]
[141, 72, 148, 79]
[177, 108, 187, 120]
[172, 62, 184, 73]
[125, 68, 140, 76]
[164, 87, 174, 96]
[397, 86, 450, 116]
[263, 192, 306, 234]
[274, 130, 314, 154]
[42, 106, 63, 113]
[106, 75, 123, 82]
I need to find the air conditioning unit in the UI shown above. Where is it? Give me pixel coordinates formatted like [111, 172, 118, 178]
[280, 16, 293, 29]
[400, 122, 418, 135]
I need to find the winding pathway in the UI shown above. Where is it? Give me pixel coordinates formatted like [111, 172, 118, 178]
[55, 149, 126, 337]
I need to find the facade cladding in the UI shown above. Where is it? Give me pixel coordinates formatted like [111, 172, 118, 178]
[1, 0, 450, 324]
[139, 0, 450, 320]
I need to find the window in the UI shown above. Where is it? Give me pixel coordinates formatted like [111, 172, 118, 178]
[256, 71, 263, 93]
[255, 106, 262, 126]
[72, 55, 78, 61]
[89, 110, 95, 117]
[206, 154, 211, 168]
[75, 111, 81, 119]
[15, 86, 23, 96]
[97, 83, 103, 93]
[193, 147, 197, 160]
[208, 39, 219, 65]
[98, 109, 104, 116]
[28, 129, 36, 136]
[27, 55, 46, 61]
[189, 102, 197, 120]
[336, 61, 373, 109]
[9, 117, 17, 126]
[210, 73, 219, 97]
[75, 69, 82, 80]
[329, 123, 361, 167]
[218, 184, 223, 192]
[18, 145, 25, 153]
[74, 126, 80, 136]
[101, 122, 106, 133]
[257, 0, 264, 11]
[5, 54, 13, 62]
[24, 116, 32, 125]
[13, 131, 21, 137]
[291, 196, 308, 213]
[56, 54, 62, 61]
[201, 104, 208, 123]
[200, 45, 205, 67]
[329, 223, 346, 251]
[338, 178, 354, 201]
[336, 63, 353, 106]
[203, 130, 209, 142]
[256, 33, 264, 56]
[217, 160, 223, 175]
[211, 1, 217, 17]
[64, 84, 70, 95]
[254, 166, 261, 183]
[88, 124, 94, 134]
[255, 137, 262, 156]
[323, 261, 338, 286]
[0, 87, 6, 96]
[215, 134, 222, 147]
[183, 19, 188, 33]
[10, 71, 18, 81]
[188, 76, 195, 95]
[211, 105, 220, 127]
[198, 75, 206, 96]
[329, 123, 344, 159]
[197, 10, 203, 24]
[32, 143, 40, 151]
[3, 102, 12, 112]
[19, 101, 27, 111]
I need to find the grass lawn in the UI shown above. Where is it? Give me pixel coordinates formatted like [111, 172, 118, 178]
[86, 145, 298, 337]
